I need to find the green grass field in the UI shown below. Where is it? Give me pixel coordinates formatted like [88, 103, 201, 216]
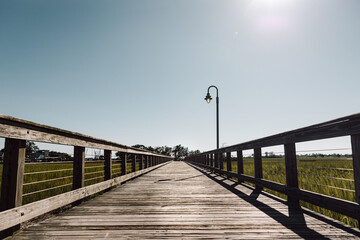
[0, 157, 357, 228]
[0, 161, 137, 205]
[221, 156, 357, 228]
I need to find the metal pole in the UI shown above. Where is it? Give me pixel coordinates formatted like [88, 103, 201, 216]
[216, 96, 219, 149]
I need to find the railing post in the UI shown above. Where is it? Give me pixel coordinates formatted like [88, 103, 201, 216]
[237, 150, 244, 183]
[139, 154, 143, 170]
[351, 135, 360, 207]
[145, 155, 149, 168]
[254, 148, 263, 191]
[351, 134, 360, 225]
[219, 153, 224, 170]
[210, 154, 213, 167]
[214, 153, 218, 168]
[73, 146, 85, 190]
[104, 150, 112, 180]
[226, 152, 232, 172]
[132, 154, 136, 172]
[0, 138, 26, 237]
[284, 143, 299, 207]
[120, 152, 127, 175]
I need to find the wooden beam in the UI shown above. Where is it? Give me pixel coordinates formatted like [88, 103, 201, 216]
[132, 154, 136, 172]
[104, 150, 112, 180]
[284, 143, 299, 207]
[145, 155, 149, 168]
[0, 138, 26, 211]
[0, 162, 169, 232]
[226, 152, 232, 172]
[254, 148, 263, 191]
[200, 113, 360, 155]
[73, 146, 85, 190]
[351, 134, 360, 204]
[0, 138, 26, 237]
[219, 154, 224, 170]
[237, 150, 243, 183]
[0, 115, 172, 159]
[214, 153, 219, 168]
[120, 152, 127, 175]
[139, 154, 143, 170]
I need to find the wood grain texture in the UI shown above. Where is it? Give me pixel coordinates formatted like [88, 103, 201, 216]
[9, 162, 360, 239]
[351, 134, 360, 205]
[73, 146, 85, 190]
[0, 139, 26, 211]
[0, 163, 168, 232]
[0, 115, 172, 158]
[284, 143, 299, 207]
[104, 150, 112, 180]
[202, 113, 360, 155]
[189, 161, 360, 220]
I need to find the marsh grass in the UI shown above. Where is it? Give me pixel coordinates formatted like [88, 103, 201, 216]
[222, 157, 358, 228]
[0, 158, 357, 227]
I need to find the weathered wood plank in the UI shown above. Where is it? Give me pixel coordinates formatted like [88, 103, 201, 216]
[9, 161, 360, 239]
[203, 113, 360, 154]
[104, 150, 111, 180]
[0, 138, 26, 237]
[190, 161, 360, 220]
[351, 134, 360, 205]
[73, 146, 85, 190]
[0, 139, 26, 211]
[254, 148, 263, 191]
[0, 162, 169, 232]
[284, 143, 299, 207]
[0, 115, 171, 158]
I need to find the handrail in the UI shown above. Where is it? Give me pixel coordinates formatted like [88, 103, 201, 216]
[0, 115, 172, 237]
[0, 114, 170, 156]
[185, 112, 360, 226]
[203, 112, 360, 154]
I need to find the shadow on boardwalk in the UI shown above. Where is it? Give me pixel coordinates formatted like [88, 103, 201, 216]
[187, 162, 360, 239]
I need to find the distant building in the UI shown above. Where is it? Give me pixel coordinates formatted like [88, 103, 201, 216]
[31, 150, 50, 161]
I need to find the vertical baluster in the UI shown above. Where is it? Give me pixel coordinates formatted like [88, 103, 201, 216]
[104, 150, 112, 180]
[139, 154, 143, 170]
[254, 148, 263, 191]
[284, 143, 299, 207]
[219, 153, 224, 170]
[0, 139, 26, 237]
[226, 152, 232, 172]
[120, 152, 127, 175]
[237, 150, 244, 183]
[132, 154, 136, 172]
[73, 146, 85, 190]
[351, 135, 360, 224]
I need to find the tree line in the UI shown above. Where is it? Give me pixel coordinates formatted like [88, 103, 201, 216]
[1, 142, 201, 162]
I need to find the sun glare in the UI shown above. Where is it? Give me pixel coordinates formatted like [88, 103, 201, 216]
[244, 0, 298, 34]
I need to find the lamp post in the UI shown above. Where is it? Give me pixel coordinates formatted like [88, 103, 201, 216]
[204, 85, 219, 149]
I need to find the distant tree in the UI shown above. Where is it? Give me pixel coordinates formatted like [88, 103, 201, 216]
[26, 141, 39, 156]
[189, 150, 201, 155]
[132, 144, 147, 150]
[172, 144, 189, 160]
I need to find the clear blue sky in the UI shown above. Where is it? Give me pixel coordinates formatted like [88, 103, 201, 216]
[1, 0, 359, 155]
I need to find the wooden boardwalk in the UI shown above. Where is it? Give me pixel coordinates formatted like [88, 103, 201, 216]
[9, 161, 360, 239]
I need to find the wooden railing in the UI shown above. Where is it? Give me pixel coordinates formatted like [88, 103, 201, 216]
[0, 115, 172, 235]
[185, 113, 360, 225]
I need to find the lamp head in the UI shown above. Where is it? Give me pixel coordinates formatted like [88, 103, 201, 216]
[204, 93, 212, 103]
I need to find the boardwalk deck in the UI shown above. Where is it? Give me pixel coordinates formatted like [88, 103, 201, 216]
[9, 161, 360, 239]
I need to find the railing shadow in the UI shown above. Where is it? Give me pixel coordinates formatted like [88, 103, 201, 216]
[187, 162, 360, 239]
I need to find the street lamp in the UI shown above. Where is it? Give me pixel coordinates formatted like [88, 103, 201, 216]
[204, 85, 219, 149]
